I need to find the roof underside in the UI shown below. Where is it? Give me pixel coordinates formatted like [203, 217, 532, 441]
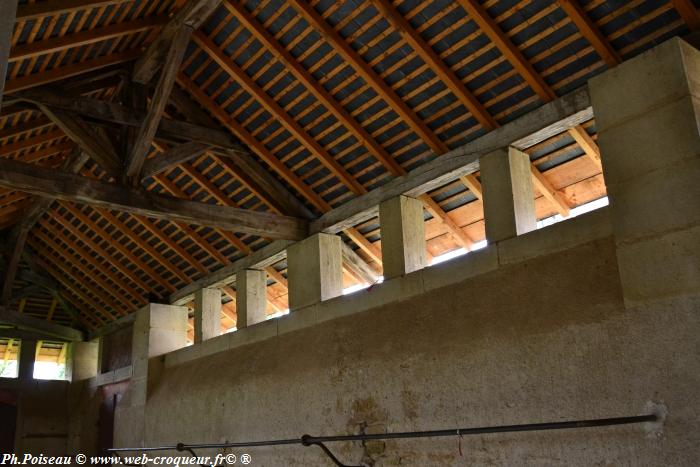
[0, 0, 695, 338]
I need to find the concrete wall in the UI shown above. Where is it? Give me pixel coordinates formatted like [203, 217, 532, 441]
[109, 211, 698, 465]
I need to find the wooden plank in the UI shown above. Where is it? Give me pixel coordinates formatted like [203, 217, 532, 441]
[0, 1, 18, 111]
[529, 163, 571, 217]
[16, 87, 246, 151]
[460, 174, 483, 200]
[10, 16, 168, 63]
[141, 141, 209, 180]
[170, 240, 292, 305]
[557, 0, 621, 67]
[0, 158, 308, 240]
[38, 106, 121, 178]
[311, 87, 592, 234]
[457, 0, 556, 101]
[567, 125, 602, 168]
[133, 0, 221, 84]
[127, 26, 192, 182]
[16, 0, 131, 21]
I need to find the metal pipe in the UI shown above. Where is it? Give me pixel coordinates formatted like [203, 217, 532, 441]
[108, 413, 657, 452]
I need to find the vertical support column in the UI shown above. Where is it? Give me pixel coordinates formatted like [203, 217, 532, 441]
[194, 287, 221, 343]
[235, 269, 267, 328]
[114, 303, 188, 448]
[480, 147, 537, 243]
[589, 37, 700, 306]
[379, 195, 426, 279]
[287, 233, 343, 310]
[17, 339, 36, 383]
[479, 148, 537, 243]
[69, 340, 99, 381]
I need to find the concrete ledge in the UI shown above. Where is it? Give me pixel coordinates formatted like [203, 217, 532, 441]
[88, 365, 132, 388]
[162, 207, 614, 368]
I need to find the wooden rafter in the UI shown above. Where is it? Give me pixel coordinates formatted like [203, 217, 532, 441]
[0, 158, 309, 240]
[0, 1, 17, 111]
[16, 0, 132, 21]
[141, 142, 210, 181]
[671, 0, 700, 30]
[567, 125, 602, 169]
[557, 0, 621, 67]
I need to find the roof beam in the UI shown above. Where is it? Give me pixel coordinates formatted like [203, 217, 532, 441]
[16, 87, 246, 151]
[671, 0, 700, 30]
[10, 16, 168, 63]
[4, 49, 141, 94]
[288, 0, 448, 155]
[0, 158, 308, 240]
[557, 0, 621, 67]
[133, 0, 221, 84]
[141, 141, 209, 181]
[0, 306, 83, 341]
[38, 106, 121, 178]
[370, 0, 497, 130]
[0, 1, 18, 111]
[456, 0, 556, 102]
[127, 26, 192, 183]
[16, 0, 131, 21]
[567, 125, 602, 168]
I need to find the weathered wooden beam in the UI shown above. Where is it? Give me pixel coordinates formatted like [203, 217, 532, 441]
[311, 87, 592, 234]
[141, 141, 209, 180]
[10, 16, 168, 63]
[341, 243, 379, 285]
[671, 0, 700, 30]
[16, 87, 246, 151]
[0, 158, 309, 240]
[38, 106, 121, 177]
[16, 0, 131, 21]
[0, 327, 70, 342]
[567, 125, 602, 169]
[0, 1, 18, 111]
[133, 0, 221, 84]
[0, 306, 83, 341]
[4, 49, 141, 94]
[127, 26, 192, 182]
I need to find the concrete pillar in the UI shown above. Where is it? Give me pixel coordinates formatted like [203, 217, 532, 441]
[480, 147, 536, 242]
[70, 340, 99, 381]
[589, 37, 700, 306]
[236, 269, 267, 328]
[17, 339, 36, 382]
[114, 303, 188, 448]
[287, 233, 343, 310]
[379, 195, 426, 279]
[194, 287, 221, 343]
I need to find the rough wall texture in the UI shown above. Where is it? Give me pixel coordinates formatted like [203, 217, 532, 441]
[129, 237, 699, 465]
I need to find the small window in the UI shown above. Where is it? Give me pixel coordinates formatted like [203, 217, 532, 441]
[0, 338, 19, 379]
[33, 341, 67, 381]
[537, 196, 609, 229]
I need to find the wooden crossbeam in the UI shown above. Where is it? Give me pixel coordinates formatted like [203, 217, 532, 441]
[557, 0, 621, 67]
[529, 163, 571, 217]
[16, 87, 246, 151]
[0, 158, 308, 240]
[370, 0, 497, 130]
[4, 49, 141, 94]
[0, 1, 18, 111]
[671, 0, 700, 30]
[287, 0, 449, 155]
[133, 0, 221, 84]
[460, 174, 483, 200]
[127, 26, 193, 183]
[0, 306, 83, 341]
[38, 106, 121, 178]
[10, 16, 168, 63]
[141, 142, 210, 181]
[457, 0, 556, 102]
[16, 0, 131, 21]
